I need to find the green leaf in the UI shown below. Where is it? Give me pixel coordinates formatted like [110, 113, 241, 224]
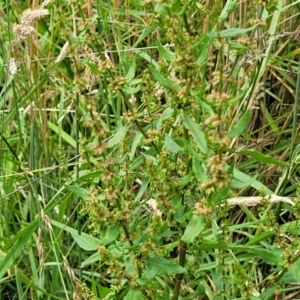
[52, 220, 101, 251]
[0, 219, 39, 280]
[207, 25, 257, 38]
[124, 288, 142, 300]
[86, 62, 101, 74]
[171, 198, 185, 223]
[75, 170, 102, 182]
[182, 112, 207, 153]
[130, 132, 143, 160]
[65, 185, 91, 200]
[181, 214, 206, 243]
[81, 252, 100, 267]
[233, 168, 273, 194]
[135, 176, 150, 201]
[165, 134, 182, 153]
[126, 57, 136, 81]
[236, 149, 287, 167]
[48, 121, 76, 148]
[253, 248, 282, 265]
[162, 286, 170, 300]
[52, 220, 119, 250]
[293, 257, 300, 281]
[156, 107, 174, 130]
[157, 42, 174, 62]
[229, 111, 250, 138]
[145, 256, 186, 274]
[106, 124, 128, 148]
[193, 157, 208, 182]
[191, 240, 229, 251]
[149, 65, 180, 91]
[71, 234, 100, 251]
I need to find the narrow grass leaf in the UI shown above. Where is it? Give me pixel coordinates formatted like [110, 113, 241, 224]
[135, 176, 150, 201]
[86, 62, 101, 74]
[133, 24, 158, 48]
[145, 256, 186, 274]
[237, 149, 287, 166]
[149, 65, 180, 91]
[229, 111, 250, 138]
[182, 112, 207, 153]
[0, 220, 39, 280]
[233, 168, 273, 194]
[162, 286, 170, 300]
[165, 134, 182, 153]
[48, 121, 76, 148]
[106, 124, 128, 148]
[181, 215, 206, 243]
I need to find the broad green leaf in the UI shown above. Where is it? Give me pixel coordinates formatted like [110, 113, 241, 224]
[251, 248, 282, 265]
[237, 149, 287, 166]
[124, 288, 142, 300]
[52, 220, 101, 251]
[65, 185, 91, 200]
[130, 132, 143, 160]
[76, 170, 102, 182]
[293, 257, 300, 281]
[122, 85, 141, 94]
[193, 157, 208, 182]
[157, 42, 174, 62]
[126, 57, 136, 81]
[52, 220, 119, 250]
[81, 252, 100, 268]
[0, 219, 39, 280]
[181, 214, 206, 243]
[156, 107, 174, 130]
[191, 240, 229, 251]
[106, 124, 128, 148]
[145, 256, 186, 274]
[171, 198, 185, 224]
[149, 65, 180, 91]
[182, 112, 207, 153]
[165, 134, 182, 153]
[207, 25, 257, 38]
[95, 225, 120, 246]
[229, 111, 250, 138]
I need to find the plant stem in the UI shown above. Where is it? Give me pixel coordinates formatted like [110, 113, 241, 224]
[172, 241, 187, 300]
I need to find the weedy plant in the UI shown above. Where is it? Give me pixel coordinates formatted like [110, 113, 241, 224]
[1, 0, 300, 299]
